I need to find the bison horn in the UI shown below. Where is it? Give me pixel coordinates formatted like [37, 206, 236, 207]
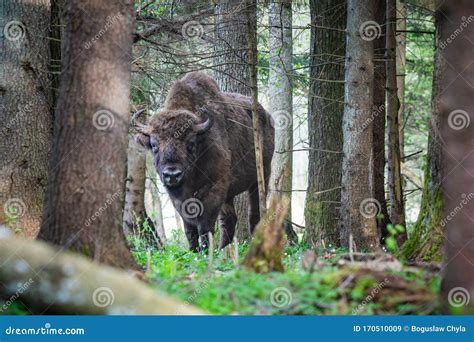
[131, 108, 152, 135]
[194, 106, 215, 134]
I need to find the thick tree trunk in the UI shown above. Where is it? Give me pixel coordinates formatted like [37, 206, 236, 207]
[372, 0, 391, 239]
[438, 0, 474, 314]
[401, 9, 444, 261]
[303, 0, 345, 248]
[0, 0, 53, 238]
[340, 0, 379, 251]
[38, 0, 135, 269]
[214, 0, 254, 242]
[386, 0, 406, 237]
[268, 0, 294, 241]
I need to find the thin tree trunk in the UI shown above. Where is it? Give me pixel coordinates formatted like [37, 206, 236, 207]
[146, 162, 167, 245]
[303, 0, 345, 248]
[401, 8, 444, 260]
[340, 0, 379, 251]
[38, 0, 135, 269]
[0, 0, 53, 238]
[268, 0, 294, 243]
[246, 0, 266, 216]
[214, 0, 253, 242]
[438, 0, 474, 314]
[396, 0, 406, 159]
[386, 0, 407, 238]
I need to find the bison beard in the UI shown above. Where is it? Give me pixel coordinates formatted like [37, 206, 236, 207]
[133, 72, 275, 251]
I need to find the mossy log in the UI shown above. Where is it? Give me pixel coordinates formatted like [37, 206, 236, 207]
[242, 196, 288, 273]
[0, 231, 203, 315]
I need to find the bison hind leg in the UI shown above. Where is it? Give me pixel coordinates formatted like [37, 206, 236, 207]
[218, 201, 237, 249]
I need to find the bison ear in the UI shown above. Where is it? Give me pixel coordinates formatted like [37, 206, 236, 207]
[134, 133, 151, 149]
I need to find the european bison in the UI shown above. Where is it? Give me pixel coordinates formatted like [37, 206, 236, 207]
[133, 72, 274, 251]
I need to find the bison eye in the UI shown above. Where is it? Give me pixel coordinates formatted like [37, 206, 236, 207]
[186, 141, 196, 154]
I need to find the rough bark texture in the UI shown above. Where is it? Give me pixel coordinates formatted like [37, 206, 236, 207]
[0, 232, 203, 315]
[38, 0, 136, 269]
[401, 10, 444, 261]
[438, 0, 474, 314]
[268, 0, 293, 237]
[386, 0, 406, 237]
[303, 0, 345, 248]
[242, 196, 288, 273]
[340, 0, 379, 251]
[0, 0, 53, 238]
[396, 0, 406, 159]
[372, 0, 391, 239]
[214, 0, 253, 242]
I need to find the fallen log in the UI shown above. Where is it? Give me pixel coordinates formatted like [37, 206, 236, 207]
[0, 229, 203, 315]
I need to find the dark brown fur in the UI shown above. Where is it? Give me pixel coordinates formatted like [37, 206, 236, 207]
[135, 72, 274, 251]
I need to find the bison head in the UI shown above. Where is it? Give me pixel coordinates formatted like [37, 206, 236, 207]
[132, 107, 214, 189]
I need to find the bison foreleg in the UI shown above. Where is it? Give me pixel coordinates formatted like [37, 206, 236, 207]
[218, 201, 237, 249]
[184, 222, 199, 252]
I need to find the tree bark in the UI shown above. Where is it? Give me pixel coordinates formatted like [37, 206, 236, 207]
[396, 0, 406, 159]
[268, 0, 294, 242]
[214, 0, 253, 242]
[438, 0, 474, 314]
[340, 0, 379, 251]
[303, 0, 345, 248]
[0, 233, 203, 315]
[0, 0, 53, 238]
[38, 0, 135, 269]
[386, 0, 406, 237]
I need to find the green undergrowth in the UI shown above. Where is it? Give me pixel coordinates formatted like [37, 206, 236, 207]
[130, 235, 442, 315]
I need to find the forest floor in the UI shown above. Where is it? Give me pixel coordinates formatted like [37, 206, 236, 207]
[130, 233, 442, 315]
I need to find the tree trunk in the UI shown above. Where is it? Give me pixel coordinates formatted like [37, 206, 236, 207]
[268, 0, 294, 243]
[401, 7, 444, 261]
[146, 162, 167, 245]
[372, 0, 391, 239]
[303, 0, 345, 248]
[340, 0, 379, 251]
[438, 0, 474, 314]
[396, 0, 406, 159]
[38, 0, 135, 269]
[0, 0, 53, 238]
[386, 0, 406, 237]
[214, 0, 254, 242]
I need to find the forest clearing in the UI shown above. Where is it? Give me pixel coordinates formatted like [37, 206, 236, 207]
[0, 0, 473, 319]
